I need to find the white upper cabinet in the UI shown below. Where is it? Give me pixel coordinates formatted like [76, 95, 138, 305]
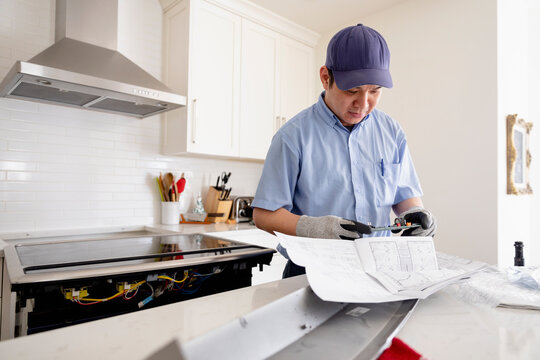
[162, 0, 319, 160]
[238, 19, 279, 160]
[278, 37, 314, 126]
[239, 19, 315, 159]
[188, 1, 241, 156]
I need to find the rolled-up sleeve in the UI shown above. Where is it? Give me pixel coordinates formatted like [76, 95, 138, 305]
[252, 132, 300, 212]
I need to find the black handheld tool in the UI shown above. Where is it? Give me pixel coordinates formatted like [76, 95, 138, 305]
[370, 217, 421, 233]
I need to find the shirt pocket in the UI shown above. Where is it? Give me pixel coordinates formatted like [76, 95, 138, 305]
[375, 161, 401, 207]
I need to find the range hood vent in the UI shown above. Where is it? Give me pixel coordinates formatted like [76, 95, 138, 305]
[0, 0, 185, 118]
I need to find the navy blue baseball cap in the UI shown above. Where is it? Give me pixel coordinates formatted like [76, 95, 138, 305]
[325, 24, 393, 89]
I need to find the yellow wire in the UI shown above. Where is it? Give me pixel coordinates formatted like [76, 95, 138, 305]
[79, 280, 147, 302]
[78, 273, 189, 303]
[157, 272, 189, 284]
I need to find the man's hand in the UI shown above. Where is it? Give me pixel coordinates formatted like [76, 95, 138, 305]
[399, 207, 436, 237]
[296, 215, 372, 240]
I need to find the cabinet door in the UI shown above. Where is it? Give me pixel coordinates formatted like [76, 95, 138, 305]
[238, 19, 279, 160]
[163, 1, 189, 155]
[278, 36, 314, 127]
[189, 0, 241, 156]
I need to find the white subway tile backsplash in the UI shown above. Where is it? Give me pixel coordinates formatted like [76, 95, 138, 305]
[5, 201, 90, 212]
[0, 160, 37, 171]
[111, 216, 154, 227]
[0, 118, 66, 136]
[35, 192, 113, 202]
[7, 171, 90, 183]
[38, 133, 115, 149]
[36, 161, 107, 174]
[114, 140, 142, 152]
[93, 174, 146, 185]
[134, 159, 171, 170]
[92, 148, 140, 159]
[91, 201, 148, 210]
[65, 127, 122, 142]
[0, 191, 35, 201]
[63, 183, 136, 193]
[0, 98, 39, 113]
[35, 218, 113, 231]
[8, 140, 91, 155]
[0, 220, 35, 232]
[113, 192, 153, 201]
[68, 208, 134, 219]
[0, 180, 64, 192]
[62, 154, 118, 167]
[133, 208, 154, 218]
[0, 128, 39, 142]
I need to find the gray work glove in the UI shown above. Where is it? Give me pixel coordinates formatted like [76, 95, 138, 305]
[296, 215, 372, 240]
[399, 207, 437, 237]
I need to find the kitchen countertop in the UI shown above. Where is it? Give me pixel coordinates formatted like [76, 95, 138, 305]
[399, 285, 540, 359]
[1, 274, 539, 359]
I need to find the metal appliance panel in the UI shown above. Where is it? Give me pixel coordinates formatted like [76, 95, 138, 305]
[4, 233, 274, 285]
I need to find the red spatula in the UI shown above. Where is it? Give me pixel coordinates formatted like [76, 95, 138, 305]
[176, 173, 186, 194]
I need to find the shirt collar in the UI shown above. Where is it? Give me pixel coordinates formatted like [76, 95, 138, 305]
[316, 91, 371, 131]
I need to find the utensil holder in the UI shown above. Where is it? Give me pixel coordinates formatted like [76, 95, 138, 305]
[204, 187, 232, 223]
[161, 202, 181, 225]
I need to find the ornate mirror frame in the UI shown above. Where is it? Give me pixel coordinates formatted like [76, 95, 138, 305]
[507, 114, 533, 195]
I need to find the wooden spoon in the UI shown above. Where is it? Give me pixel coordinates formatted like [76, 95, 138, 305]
[164, 172, 174, 201]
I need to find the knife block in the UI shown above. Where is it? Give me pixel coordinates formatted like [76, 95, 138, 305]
[204, 187, 232, 223]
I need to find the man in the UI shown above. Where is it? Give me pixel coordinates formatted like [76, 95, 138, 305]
[252, 24, 436, 278]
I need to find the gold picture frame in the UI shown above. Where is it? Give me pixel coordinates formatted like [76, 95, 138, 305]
[507, 114, 533, 195]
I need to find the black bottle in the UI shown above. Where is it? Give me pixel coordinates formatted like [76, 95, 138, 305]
[514, 241, 524, 266]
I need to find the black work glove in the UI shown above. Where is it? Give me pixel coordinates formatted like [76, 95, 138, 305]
[399, 207, 437, 237]
[296, 215, 372, 240]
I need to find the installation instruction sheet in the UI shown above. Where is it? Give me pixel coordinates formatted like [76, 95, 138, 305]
[276, 233, 487, 303]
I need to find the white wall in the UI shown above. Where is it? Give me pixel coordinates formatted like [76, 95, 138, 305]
[315, 0, 499, 263]
[529, 1, 540, 266]
[0, 0, 263, 233]
[497, 0, 534, 267]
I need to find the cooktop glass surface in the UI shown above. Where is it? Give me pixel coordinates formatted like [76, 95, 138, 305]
[14, 233, 258, 273]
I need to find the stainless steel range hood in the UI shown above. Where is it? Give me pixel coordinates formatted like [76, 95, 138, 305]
[0, 0, 185, 118]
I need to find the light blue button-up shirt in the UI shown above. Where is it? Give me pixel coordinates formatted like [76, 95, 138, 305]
[253, 92, 423, 255]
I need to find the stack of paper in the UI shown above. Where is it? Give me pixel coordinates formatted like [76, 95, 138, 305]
[276, 233, 487, 303]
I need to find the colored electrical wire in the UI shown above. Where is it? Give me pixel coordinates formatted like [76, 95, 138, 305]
[77, 280, 146, 303]
[157, 272, 189, 284]
[72, 267, 221, 305]
[123, 286, 139, 300]
[192, 266, 224, 277]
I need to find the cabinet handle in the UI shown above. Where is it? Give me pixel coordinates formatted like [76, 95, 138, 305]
[275, 116, 280, 132]
[281, 116, 286, 126]
[192, 98, 197, 144]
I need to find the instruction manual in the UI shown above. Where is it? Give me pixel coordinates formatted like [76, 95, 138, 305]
[276, 233, 487, 303]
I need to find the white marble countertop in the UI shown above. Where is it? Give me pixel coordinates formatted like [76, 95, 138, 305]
[1, 275, 539, 359]
[397, 285, 540, 359]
